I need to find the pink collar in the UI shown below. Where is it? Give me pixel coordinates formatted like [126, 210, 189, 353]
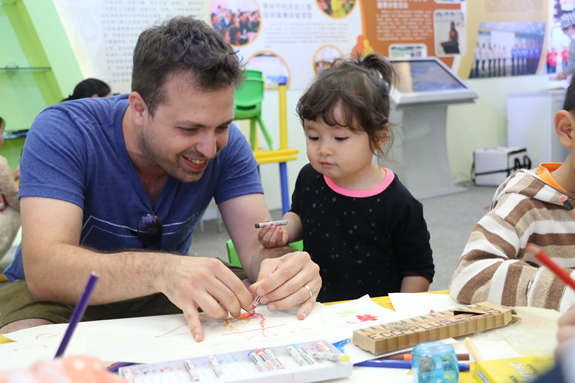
[324, 168, 395, 198]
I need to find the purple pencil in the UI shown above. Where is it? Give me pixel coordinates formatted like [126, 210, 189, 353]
[55, 272, 100, 358]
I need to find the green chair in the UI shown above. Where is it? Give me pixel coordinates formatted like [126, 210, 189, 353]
[235, 70, 274, 150]
[226, 239, 304, 268]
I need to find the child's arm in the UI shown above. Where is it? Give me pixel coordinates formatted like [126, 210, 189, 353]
[258, 211, 303, 248]
[400, 276, 430, 293]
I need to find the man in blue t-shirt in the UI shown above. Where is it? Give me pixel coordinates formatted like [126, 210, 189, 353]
[0, 16, 321, 342]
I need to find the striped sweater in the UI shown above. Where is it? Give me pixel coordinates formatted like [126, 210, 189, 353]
[449, 168, 575, 312]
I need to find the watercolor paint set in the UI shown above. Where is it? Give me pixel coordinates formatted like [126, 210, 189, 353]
[119, 339, 352, 383]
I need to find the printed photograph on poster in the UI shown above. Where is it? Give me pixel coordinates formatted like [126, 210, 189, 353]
[389, 44, 428, 58]
[434, 0, 465, 2]
[434, 11, 466, 56]
[316, 0, 356, 19]
[210, 0, 261, 47]
[469, 22, 545, 79]
[313, 45, 343, 74]
[246, 51, 291, 90]
[548, 3, 575, 78]
[350, 36, 375, 59]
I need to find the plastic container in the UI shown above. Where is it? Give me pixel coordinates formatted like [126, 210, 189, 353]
[411, 342, 458, 383]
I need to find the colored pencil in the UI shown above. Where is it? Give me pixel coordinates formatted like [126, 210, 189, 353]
[381, 353, 469, 361]
[465, 337, 483, 363]
[525, 243, 575, 291]
[54, 272, 99, 358]
[354, 359, 470, 371]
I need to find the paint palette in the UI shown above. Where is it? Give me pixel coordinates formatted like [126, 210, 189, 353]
[119, 340, 352, 383]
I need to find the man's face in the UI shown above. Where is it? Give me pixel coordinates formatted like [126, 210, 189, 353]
[138, 72, 235, 183]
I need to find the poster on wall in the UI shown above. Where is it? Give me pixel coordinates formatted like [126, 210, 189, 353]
[54, 0, 363, 93]
[546, 0, 575, 77]
[455, 0, 548, 79]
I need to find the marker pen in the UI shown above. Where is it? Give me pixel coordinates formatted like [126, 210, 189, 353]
[287, 345, 308, 366]
[184, 360, 201, 381]
[208, 355, 223, 378]
[311, 352, 350, 362]
[256, 349, 276, 370]
[264, 348, 285, 369]
[255, 220, 288, 228]
[296, 346, 317, 365]
[249, 352, 269, 372]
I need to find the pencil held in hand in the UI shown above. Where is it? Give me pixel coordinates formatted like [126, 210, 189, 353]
[525, 243, 575, 291]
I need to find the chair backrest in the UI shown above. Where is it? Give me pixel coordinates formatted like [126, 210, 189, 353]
[234, 78, 264, 108]
[246, 69, 263, 80]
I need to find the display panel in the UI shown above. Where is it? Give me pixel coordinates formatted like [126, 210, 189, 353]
[389, 57, 477, 106]
[391, 60, 467, 93]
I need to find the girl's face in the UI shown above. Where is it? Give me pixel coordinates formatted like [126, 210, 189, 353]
[304, 104, 386, 189]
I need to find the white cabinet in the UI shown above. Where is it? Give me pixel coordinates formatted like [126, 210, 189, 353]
[507, 90, 569, 165]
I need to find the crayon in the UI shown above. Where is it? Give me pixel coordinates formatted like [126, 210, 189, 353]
[381, 353, 469, 361]
[287, 345, 307, 366]
[208, 356, 223, 378]
[121, 367, 135, 382]
[264, 348, 285, 369]
[256, 349, 276, 370]
[316, 341, 332, 354]
[311, 352, 350, 362]
[184, 360, 200, 381]
[255, 220, 288, 228]
[296, 346, 317, 365]
[249, 352, 268, 372]
[465, 337, 483, 363]
[560, 195, 575, 218]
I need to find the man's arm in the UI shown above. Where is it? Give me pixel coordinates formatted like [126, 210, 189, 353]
[21, 196, 253, 341]
[218, 194, 321, 319]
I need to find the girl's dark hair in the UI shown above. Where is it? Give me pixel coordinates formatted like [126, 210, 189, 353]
[62, 78, 111, 102]
[0, 116, 4, 129]
[296, 53, 398, 157]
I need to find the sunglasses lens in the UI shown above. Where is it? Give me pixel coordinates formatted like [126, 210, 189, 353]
[137, 214, 162, 247]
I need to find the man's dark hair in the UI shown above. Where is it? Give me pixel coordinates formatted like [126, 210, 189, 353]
[564, 76, 575, 112]
[132, 16, 243, 116]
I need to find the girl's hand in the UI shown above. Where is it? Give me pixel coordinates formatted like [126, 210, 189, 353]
[258, 219, 290, 248]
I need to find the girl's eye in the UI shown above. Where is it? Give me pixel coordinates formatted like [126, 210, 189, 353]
[335, 137, 348, 141]
[307, 136, 319, 141]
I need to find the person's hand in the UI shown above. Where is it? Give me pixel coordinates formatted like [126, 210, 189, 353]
[258, 219, 290, 248]
[249, 251, 321, 320]
[156, 256, 253, 342]
[12, 166, 19, 182]
[556, 306, 575, 358]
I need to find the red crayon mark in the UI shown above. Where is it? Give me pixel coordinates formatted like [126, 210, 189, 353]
[356, 314, 378, 322]
[221, 324, 286, 336]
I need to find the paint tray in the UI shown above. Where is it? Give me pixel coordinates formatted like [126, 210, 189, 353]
[119, 339, 352, 383]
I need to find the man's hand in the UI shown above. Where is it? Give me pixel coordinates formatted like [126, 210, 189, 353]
[249, 251, 321, 320]
[258, 219, 290, 248]
[156, 256, 253, 342]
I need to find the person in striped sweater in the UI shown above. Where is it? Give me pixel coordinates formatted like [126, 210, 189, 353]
[450, 77, 575, 312]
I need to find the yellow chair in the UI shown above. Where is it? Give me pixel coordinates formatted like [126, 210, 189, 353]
[234, 70, 274, 150]
[227, 239, 304, 268]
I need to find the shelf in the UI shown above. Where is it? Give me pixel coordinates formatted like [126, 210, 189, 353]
[3, 129, 28, 140]
[0, 67, 51, 74]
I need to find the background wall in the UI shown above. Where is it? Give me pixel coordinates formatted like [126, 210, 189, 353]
[0, 0, 565, 214]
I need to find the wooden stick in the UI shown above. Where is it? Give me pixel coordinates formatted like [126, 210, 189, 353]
[465, 337, 483, 363]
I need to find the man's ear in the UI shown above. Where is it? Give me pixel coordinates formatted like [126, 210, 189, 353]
[555, 110, 575, 148]
[128, 92, 148, 127]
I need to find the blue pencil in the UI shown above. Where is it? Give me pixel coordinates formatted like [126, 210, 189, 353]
[354, 359, 470, 371]
[55, 272, 100, 358]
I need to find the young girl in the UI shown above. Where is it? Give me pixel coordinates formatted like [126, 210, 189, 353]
[258, 54, 434, 302]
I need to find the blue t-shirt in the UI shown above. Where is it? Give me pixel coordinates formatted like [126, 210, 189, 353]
[5, 94, 263, 281]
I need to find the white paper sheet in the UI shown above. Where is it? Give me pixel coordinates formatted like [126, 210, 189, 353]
[85, 296, 403, 363]
[388, 293, 463, 318]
